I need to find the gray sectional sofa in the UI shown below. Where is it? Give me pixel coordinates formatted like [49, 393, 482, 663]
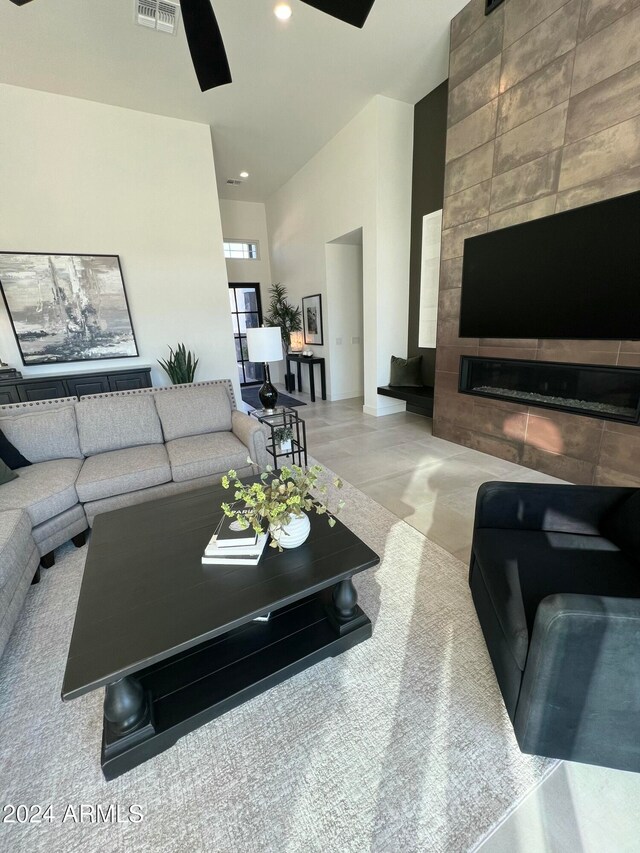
[0, 380, 268, 659]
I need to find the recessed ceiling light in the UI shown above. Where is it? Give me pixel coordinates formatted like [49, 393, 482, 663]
[240, 171, 249, 179]
[274, 3, 292, 21]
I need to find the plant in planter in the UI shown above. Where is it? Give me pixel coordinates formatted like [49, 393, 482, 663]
[273, 425, 294, 453]
[221, 462, 344, 550]
[264, 283, 302, 392]
[158, 343, 199, 385]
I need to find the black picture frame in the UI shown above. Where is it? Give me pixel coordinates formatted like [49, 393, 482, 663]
[302, 294, 324, 346]
[0, 252, 139, 366]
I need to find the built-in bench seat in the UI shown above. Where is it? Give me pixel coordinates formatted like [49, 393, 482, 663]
[377, 385, 434, 417]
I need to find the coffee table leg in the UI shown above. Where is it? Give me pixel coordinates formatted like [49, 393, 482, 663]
[332, 578, 358, 620]
[102, 675, 156, 778]
[104, 676, 148, 736]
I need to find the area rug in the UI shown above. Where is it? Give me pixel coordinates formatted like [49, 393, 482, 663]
[0, 472, 553, 853]
[241, 386, 306, 409]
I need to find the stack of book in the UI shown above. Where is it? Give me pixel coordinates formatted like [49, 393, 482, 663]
[202, 513, 268, 566]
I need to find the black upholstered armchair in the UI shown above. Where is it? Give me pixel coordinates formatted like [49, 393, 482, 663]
[470, 481, 640, 773]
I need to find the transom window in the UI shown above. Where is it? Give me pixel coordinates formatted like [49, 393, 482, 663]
[223, 240, 259, 260]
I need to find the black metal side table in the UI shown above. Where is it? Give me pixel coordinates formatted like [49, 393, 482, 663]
[250, 406, 308, 467]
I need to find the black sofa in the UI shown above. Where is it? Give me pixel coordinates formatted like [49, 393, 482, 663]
[470, 481, 640, 773]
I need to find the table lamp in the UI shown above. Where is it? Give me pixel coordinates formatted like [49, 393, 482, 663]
[246, 326, 283, 412]
[289, 330, 304, 353]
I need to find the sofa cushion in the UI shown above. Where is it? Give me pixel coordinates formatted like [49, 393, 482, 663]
[76, 445, 171, 502]
[0, 459, 82, 527]
[76, 395, 163, 456]
[0, 459, 18, 486]
[0, 406, 82, 463]
[166, 432, 249, 483]
[0, 427, 31, 469]
[473, 528, 640, 671]
[0, 509, 34, 591]
[600, 489, 640, 562]
[154, 385, 232, 441]
[31, 503, 87, 555]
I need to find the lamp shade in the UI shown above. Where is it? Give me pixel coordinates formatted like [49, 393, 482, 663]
[246, 326, 282, 363]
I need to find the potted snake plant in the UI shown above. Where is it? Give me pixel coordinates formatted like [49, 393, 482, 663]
[158, 343, 199, 385]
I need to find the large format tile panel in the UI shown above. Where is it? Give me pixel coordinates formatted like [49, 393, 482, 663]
[435, 0, 640, 486]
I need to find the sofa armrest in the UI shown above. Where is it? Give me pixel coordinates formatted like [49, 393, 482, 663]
[473, 482, 635, 535]
[231, 410, 269, 470]
[514, 593, 640, 769]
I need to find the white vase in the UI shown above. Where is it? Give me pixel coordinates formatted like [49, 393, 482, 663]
[270, 513, 311, 549]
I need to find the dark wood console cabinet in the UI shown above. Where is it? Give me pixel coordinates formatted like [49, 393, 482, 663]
[0, 366, 152, 405]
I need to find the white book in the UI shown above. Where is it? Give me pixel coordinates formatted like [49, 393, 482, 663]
[202, 532, 269, 565]
[204, 528, 267, 558]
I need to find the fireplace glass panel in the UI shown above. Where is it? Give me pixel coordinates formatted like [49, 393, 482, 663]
[459, 357, 640, 424]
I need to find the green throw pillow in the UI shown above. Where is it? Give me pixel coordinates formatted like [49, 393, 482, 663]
[0, 458, 18, 486]
[389, 355, 423, 387]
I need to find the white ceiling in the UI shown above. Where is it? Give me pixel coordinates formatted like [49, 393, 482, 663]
[0, 0, 466, 202]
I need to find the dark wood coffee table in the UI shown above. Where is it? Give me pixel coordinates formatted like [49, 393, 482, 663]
[62, 484, 378, 779]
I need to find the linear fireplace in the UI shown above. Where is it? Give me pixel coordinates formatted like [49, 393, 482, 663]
[459, 356, 640, 425]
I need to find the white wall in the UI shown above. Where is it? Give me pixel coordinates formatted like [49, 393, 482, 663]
[218, 199, 273, 388]
[325, 239, 363, 400]
[219, 199, 273, 295]
[373, 97, 417, 413]
[0, 84, 238, 395]
[266, 95, 413, 413]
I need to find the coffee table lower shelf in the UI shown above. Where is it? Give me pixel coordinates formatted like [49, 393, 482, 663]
[101, 590, 371, 779]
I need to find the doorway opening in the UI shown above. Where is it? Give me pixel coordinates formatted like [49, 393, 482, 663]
[228, 284, 264, 387]
[325, 228, 364, 401]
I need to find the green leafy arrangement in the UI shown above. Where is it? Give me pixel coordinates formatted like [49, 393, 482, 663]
[221, 461, 344, 549]
[158, 343, 199, 385]
[274, 426, 294, 443]
[264, 283, 302, 352]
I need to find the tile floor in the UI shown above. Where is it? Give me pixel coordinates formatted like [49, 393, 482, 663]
[300, 394, 564, 565]
[254, 388, 640, 853]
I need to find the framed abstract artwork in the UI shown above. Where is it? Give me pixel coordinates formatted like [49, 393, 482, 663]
[0, 253, 138, 365]
[302, 294, 323, 346]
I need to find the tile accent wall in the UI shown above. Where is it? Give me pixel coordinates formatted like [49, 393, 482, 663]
[434, 0, 640, 486]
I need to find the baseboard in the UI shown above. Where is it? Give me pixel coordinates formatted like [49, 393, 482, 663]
[363, 399, 406, 417]
[329, 391, 363, 402]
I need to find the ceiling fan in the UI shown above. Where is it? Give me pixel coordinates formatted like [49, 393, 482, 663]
[8, 0, 376, 92]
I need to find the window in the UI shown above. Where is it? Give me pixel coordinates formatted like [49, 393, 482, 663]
[228, 284, 265, 387]
[223, 240, 259, 260]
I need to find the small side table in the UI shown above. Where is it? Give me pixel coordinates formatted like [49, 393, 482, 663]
[250, 406, 308, 467]
[285, 354, 327, 403]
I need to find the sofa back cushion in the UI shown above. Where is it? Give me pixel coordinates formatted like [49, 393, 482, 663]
[600, 490, 640, 562]
[0, 405, 83, 462]
[76, 395, 163, 456]
[154, 385, 232, 441]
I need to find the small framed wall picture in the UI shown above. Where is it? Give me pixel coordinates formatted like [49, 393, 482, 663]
[302, 294, 323, 346]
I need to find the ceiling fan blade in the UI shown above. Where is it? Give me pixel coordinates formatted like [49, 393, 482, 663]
[180, 0, 232, 92]
[300, 0, 375, 28]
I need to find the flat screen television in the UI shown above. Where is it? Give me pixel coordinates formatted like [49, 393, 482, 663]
[458, 190, 640, 340]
